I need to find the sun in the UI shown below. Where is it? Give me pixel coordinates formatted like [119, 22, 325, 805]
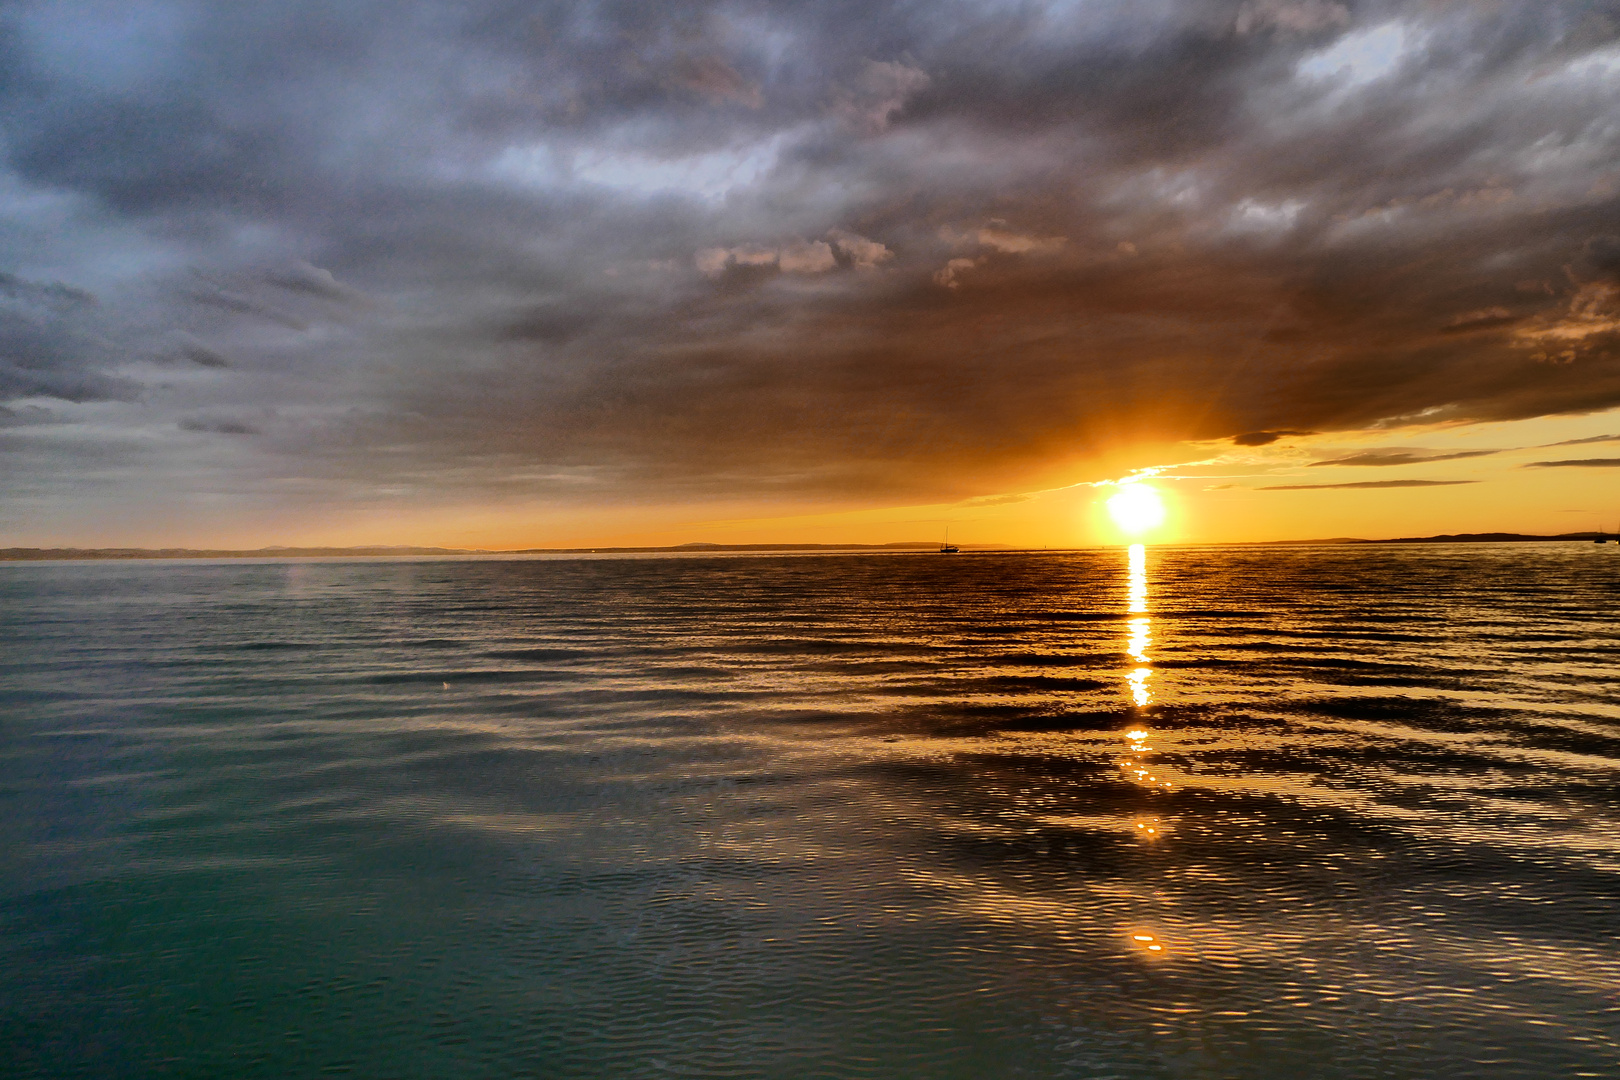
[1106, 484, 1166, 536]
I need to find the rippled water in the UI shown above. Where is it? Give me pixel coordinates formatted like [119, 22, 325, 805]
[4, 545, 1618, 1078]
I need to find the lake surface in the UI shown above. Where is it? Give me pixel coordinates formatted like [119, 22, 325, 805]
[4, 545, 1618, 1078]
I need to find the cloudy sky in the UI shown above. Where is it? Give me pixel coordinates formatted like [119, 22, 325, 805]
[2, 0, 1618, 547]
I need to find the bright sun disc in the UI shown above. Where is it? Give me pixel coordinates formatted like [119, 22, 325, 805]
[1106, 485, 1165, 535]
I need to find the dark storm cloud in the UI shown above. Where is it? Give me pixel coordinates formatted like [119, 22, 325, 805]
[0, 271, 134, 402]
[1581, 235, 1620, 279]
[3, 0, 1620, 511]
[1260, 479, 1479, 490]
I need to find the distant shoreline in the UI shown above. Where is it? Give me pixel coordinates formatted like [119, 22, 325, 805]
[0, 533, 1613, 561]
[1255, 532, 1615, 546]
[0, 542, 981, 561]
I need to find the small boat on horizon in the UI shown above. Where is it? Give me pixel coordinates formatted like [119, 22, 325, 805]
[939, 526, 959, 554]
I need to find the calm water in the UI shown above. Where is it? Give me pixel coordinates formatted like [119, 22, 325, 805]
[3, 545, 1618, 1078]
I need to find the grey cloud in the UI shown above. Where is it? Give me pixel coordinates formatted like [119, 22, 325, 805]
[0, 272, 96, 308]
[1582, 235, 1620, 281]
[0, 357, 134, 402]
[0, 403, 57, 427]
[7, 94, 293, 217]
[178, 416, 261, 436]
[666, 54, 763, 109]
[263, 262, 372, 307]
[833, 59, 931, 134]
[0, 271, 132, 402]
[696, 238, 843, 278]
[174, 340, 233, 368]
[494, 304, 603, 345]
[181, 284, 309, 331]
[1234, 1, 1350, 36]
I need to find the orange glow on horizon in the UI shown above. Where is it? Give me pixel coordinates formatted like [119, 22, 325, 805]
[21, 402, 1620, 550]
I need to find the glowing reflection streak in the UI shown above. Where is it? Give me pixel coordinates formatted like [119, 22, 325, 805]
[1127, 543, 1148, 614]
[1126, 667, 1152, 708]
[1127, 617, 1151, 662]
[1120, 545, 1175, 962]
[1125, 544, 1152, 707]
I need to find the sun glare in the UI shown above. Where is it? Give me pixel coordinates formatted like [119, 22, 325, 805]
[1106, 484, 1166, 536]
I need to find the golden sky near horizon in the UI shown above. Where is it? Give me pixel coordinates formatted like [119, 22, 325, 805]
[38, 405, 1620, 550]
[2, 2, 1618, 549]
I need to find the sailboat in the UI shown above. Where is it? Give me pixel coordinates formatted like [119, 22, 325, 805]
[939, 526, 959, 554]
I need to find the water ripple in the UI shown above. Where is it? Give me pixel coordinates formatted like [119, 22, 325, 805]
[2, 545, 1618, 1078]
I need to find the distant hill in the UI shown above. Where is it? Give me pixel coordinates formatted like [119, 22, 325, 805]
[1360, 532, 1611, 544]
[1239, 532, 1612, 546]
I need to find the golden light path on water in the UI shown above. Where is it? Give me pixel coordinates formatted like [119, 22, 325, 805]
[1125, 542, 1151, 708]
[1122, 542, 1171, 957]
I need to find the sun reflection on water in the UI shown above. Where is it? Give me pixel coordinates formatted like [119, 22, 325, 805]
[1125, 544, 1152, 708]
[1117, 544, 1179, 963]
[1119, 551, 1172, 796]
[1127, 543, 1148, 614]
[1127, 618, 1151, 662]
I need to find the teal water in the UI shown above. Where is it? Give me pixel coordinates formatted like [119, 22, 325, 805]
[3, 546, 1618, 1078]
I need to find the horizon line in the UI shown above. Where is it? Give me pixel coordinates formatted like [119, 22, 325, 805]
[3, 531, 1617, 561]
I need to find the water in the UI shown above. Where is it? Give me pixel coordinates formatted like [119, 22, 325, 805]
[3, 545, 1618, 1078]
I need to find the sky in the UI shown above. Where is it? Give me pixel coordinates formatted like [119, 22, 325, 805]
[2, 0, 1619, 549]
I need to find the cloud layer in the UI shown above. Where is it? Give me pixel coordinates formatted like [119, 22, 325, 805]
[1260, 479, 1478, 491]
[2, 1, 1618, 532]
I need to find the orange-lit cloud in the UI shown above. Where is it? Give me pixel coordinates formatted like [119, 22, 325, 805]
[1258, 479, 1478, 491]
[1525, 458, 1620, 469]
